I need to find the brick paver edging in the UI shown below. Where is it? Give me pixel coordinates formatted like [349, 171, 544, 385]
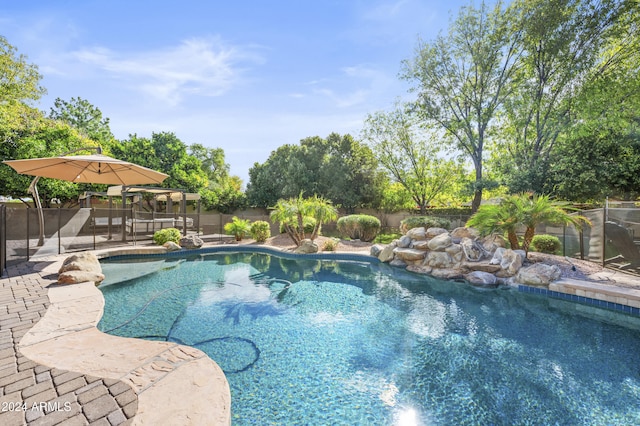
[0, 260, 137, 426]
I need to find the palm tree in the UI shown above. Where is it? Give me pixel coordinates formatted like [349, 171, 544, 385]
[466, 193, 590, 255]
[519, 194, 590, 254]
[270, 194, 338, 246]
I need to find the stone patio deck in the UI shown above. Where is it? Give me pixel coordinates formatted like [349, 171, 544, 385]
[0, 251, 230, 426]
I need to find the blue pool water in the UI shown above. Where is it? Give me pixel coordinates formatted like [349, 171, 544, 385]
[98, 251, 640, 425]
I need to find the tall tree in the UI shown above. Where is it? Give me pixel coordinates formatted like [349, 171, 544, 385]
[495, 0, 628, 193]
[190, 143, 246, 213]
[402, 1, 522, 211]
[0, 36, 45, 104]
[246, 133, 386, 210]
[362, 106, 465, 214]
[111, 132, 208, 193]
[48, 97, 115, 145]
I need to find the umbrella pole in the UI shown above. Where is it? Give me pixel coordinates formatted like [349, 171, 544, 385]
[28, 176, 45, 246]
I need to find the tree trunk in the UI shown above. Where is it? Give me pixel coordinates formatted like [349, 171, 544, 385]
[522, 226, 536, 255]
[471, 189, 482, 213]
[507, 230, 520, 250]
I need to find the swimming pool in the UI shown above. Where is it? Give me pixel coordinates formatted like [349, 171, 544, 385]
[98, 249, 640, 425]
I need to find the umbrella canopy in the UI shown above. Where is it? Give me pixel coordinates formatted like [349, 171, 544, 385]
[3, 154, 169, 185]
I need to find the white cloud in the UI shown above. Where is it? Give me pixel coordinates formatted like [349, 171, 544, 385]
[70, 37, 261, 105]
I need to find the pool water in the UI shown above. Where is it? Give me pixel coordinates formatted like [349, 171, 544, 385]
[98, 252, 640, 425]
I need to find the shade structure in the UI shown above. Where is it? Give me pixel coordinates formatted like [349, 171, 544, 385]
[3, 154, 169, 185]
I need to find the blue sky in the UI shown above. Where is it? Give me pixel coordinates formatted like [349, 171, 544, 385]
[1, 0, 470, 184]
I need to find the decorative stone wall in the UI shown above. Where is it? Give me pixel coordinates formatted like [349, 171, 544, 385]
[371, 227, 562, 288]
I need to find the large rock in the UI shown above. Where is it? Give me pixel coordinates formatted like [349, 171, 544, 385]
[397, 235, 412, 248]
[406, 265, 433, 275]
[427, 233, 452, 251]
[482, 233, 506, 252]
[464, 271, 498, 287]
[445, 244, 464, 263]
[378, 242, 397, 263]
[390, 258, 408, 268]
[58, 270, 105, 285]
[464, 261, 502, 273]
[516, 263, 562, 286]
[164, 241, 182, 251]
[180, 235, 203, 249]
[411, 240, 430, 251]
[294, 239, 319, 254]
[393, 248, 427, 262]
[461, 237, 484, 261]
[500, 249, 523, 276]
[370, 244, 384, 257]
[451, 227, 479, 240]
[426, 227, 448, 238]
[425, 251, 457, 269]
[405, 227, 427, 240]
[58, 252, 101, 274]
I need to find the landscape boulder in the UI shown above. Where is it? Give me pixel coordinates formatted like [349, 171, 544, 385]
[58, 252, 104, 285]
[516, 263, 562, 286]
[164, 241, 182, 251]
[179, 235, 203, 249]
[295, 239, 319, 254]
[465, 271, 498, 287]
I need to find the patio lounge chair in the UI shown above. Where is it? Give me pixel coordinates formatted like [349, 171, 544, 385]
[604, 221, 640, 272]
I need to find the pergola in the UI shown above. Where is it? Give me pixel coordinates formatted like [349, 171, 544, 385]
[82, 185, 201, 241]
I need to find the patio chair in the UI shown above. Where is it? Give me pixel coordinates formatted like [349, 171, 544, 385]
[604, 221, 640, 272]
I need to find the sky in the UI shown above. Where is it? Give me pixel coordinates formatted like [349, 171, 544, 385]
[1, 0, 470, 185]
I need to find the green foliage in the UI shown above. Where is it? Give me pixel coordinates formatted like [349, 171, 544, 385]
[247, 133, 386, 211]
[224, 216, 252, 241]
[270, 194, 338, 246]
[531, 235, 562, 254]
[373, 231, 402, 244]
[250, 220, 271, 243]
[466, 193, 591, 255]
[48, 97, 114, 145]
[336, 215, 381, 242]
[0, 36, 46, 103]
[152, 228, 182, 246]
[279, 216, 316, 235]
[362, 105, 465, 213]
[321, 238, 339, 252]
[401, 2, 521, 211]
[400, 216, 451, 233]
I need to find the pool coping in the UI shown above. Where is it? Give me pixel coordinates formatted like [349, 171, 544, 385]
[16, 249, 232, 426]
[8, 243, 640, 425]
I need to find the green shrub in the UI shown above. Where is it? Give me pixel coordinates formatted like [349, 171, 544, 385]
[400, 216, 451, 233]
[531, 234, 562, 254]
[336, 215, 381, 242]
[373, 231, 402, 244]
[250, 220, 271, 243]
[224, 216, 252, 241]
[322, 238, 339, 251]
[153, 228, 182, 246]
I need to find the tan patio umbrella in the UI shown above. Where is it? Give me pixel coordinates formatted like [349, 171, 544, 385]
[3, 150, 169, 245]
[3, 154, 169, 185]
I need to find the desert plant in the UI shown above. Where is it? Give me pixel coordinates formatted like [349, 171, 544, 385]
[531, 234, 562, 254]
[466, 193, 590, 255]
[250, 220, 271, 243]
[322, 238, 339, 251]
[153, 228, 182, 246]
[224, 216, 252, 241]
[270, 194, 338, 246]
[336, 214, 381, 242]
[400, 216, 451, 233]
